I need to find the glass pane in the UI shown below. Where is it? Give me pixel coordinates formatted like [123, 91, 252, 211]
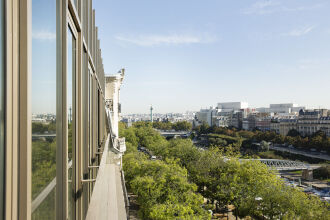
[32, 187, 56, 220]
[67, 26, 75, 220]
[88, 69, 93, 196]
[82, 52, 88, 218]
[31, 0, 56, 218]
[0, 0, 4, 218]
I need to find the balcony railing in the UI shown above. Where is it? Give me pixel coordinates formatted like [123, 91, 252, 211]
[118, 137, 126, 153]
[106, 99, 114, 112]
[32, 106, 125, 216]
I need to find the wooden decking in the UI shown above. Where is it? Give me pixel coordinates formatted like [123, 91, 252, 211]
[86, 138, 127, 220]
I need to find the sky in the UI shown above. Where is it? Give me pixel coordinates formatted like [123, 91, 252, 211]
[92, 0, 330, 114]
[30, 0, 330, 114]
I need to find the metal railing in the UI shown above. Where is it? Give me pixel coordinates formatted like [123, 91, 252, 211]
[240, 159, 313, 171]
[121, 170, 130, 219]
[32, 106, 121, 214]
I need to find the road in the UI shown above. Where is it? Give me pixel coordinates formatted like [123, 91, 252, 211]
[270, 145, 330, 161]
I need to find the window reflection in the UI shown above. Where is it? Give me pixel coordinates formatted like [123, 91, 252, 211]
[31, 0, 56, 219]
[67, 26, 75, 220]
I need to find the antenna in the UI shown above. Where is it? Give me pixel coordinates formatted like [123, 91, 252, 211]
[150, 105, 153, 122]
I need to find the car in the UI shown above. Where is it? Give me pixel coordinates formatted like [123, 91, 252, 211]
[151, 156, 157, 160]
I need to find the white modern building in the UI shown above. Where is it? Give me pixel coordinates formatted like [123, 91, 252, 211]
[257, 103, 305, 114]
[217, 102, 249, 112]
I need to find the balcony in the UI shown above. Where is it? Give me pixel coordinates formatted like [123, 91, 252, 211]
[118, 137, 126, 153]
[86, 136, 128, 220]
[106, 99, 114, 112]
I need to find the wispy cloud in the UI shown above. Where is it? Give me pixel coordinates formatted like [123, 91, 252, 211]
[114, 33, 217, 46]
[243, 1, 323, 15]
[282, 4, 323, 12]
[243, 0, 280, 15]
[282, 25, 316, 37]
[32, 30, 56, 41]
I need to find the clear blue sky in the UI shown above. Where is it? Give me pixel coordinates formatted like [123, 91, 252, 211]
[93, 0, 330, 114]
[31, 0, 330, 114]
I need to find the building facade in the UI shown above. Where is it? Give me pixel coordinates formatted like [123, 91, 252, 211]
[257, 103, 305, 114]
[1, 0, 126, 219]
[270, 110, 330, 137]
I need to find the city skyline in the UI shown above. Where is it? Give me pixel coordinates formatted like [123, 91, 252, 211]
[92, 0, 330, 114]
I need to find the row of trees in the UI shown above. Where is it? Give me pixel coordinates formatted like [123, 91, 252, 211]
[121, 122, 330, 219]
[152, 121, 192, 131]
[32, 121, 56, 134]
[123, 153, 210, 219]
[122, 123, 210, 219]
[194, 123, 330, 153]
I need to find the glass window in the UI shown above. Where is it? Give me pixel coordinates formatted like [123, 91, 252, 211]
[82, 51, 89, 218]
[31, 0, 56, 219]
[0, 0, 5, 218]
[67, 26, 76, 220]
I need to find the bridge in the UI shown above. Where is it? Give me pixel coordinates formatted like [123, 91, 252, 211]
[240, 159, 320, 171]
[157, 130, 191, 139]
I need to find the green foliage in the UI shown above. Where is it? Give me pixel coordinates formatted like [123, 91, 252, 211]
[153, 121, 192, 131]
[314, 165, 330, 180]
[260, 140, 270, 151]
[32, 122, 56, 134]
[172, 121, 192, 131]
[152, 121, 172, 130]
[123, 153, 210, 219]
[121, 122, 330, 219]
[287, 129, 301, 137]
[194, 124, 330, 153]
[257, 150, 284, 160]
[32, 122, 58, 219]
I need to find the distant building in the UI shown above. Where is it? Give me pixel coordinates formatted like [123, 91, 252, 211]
[297, 109, 330, 136]
[217, 102, 248, 112]
[194, 107, 220, 126]
[243, 113, 271, 131]
[215, 116, 230, 127]
[270, 119, 297, 136]
[257, 103, 305, 114]
[270, 109, 330, 137]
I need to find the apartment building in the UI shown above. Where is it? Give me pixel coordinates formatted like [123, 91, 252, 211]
[1, 0, 126, 219]
[270, 110, 330, 137]
[194, 102, 250, 128]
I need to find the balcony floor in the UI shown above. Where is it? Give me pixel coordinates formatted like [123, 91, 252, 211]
[86, 138, 127, 220]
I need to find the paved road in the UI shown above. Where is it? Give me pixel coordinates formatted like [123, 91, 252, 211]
[270, 145, 330, 161]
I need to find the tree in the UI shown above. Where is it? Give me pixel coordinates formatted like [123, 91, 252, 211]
[260, 140, 270, 151]
[123, 153, 210, 219]
[172, 121, 192, 131]
[287, 129, 300, 137]
[121, 122, 330, 219]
